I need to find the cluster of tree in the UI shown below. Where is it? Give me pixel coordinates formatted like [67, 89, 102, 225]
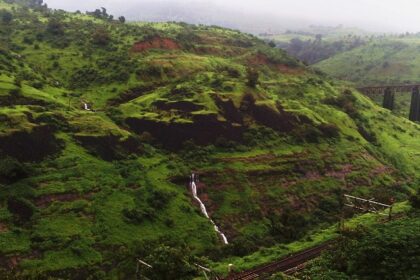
[306, 218, 420, 279]
[4, 0, 45, 8]
[281, 35, 367, 64]
[86, 7, 125, 23]
[300, 193, 420, 280]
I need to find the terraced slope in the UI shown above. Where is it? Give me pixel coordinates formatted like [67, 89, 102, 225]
[0, 1, 419, 279]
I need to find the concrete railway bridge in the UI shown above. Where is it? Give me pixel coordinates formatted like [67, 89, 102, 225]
[357, 84, 420, 122]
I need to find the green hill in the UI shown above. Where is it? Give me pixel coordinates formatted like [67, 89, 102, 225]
[0, 1, 419, 279]
[315, 37, 420, 86]
[260, 26, 370, 64]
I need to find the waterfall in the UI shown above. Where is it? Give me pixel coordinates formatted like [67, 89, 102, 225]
[191, 173, 228, 245]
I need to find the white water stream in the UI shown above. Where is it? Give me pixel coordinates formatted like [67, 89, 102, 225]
[191, 173, 228, 245]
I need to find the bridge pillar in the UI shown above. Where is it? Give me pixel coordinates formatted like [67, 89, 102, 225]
[409, 86, 420, 122]
[382, 87, 395, 111]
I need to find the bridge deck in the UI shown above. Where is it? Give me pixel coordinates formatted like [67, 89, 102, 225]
[358, 84, 420, 94]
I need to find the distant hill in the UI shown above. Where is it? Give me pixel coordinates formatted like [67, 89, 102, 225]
[0, 1, 419, 279]
[315, 36, 420, 85]
[261, 25, 372, 64]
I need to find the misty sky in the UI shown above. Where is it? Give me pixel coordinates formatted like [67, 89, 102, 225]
[45, 0, 420, 33]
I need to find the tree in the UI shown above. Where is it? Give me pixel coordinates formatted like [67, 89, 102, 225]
[118, 16, 126, 23]
[0, 9, 13, 24]
[46, 17, 64, 36]
[133, 237, 197, 280]
[246, 67, 259, 88]
[92, 27, 110, 45]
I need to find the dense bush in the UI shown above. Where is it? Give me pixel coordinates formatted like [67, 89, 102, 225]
[131, 237, 197, 280]
[92, 27, 111, 46]
[7, 196, 36, 221]
[292, 124, 323, 143]
[303, 218, 420, 280]
[282, 35, 366, 64]
[318, 123, 340, 138]
[123, 207, 156, 224]
[0, 9, 13, 24]
[46, 17, 64, 36]
[0, 157, 28, 183]
[69, 66, 101, 88]
[409, 191, 420, 209]
[246, 67, 259, 88]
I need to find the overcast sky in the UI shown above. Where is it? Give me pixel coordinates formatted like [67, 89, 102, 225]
[45, 0, 420, 33]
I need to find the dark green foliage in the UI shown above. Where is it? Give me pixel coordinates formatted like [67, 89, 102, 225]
[304, 218, 420, 280]
[246, 67, 259, 88]
[292, 124, 322, 143]
[122, 207, 155, 223]
[86, 7, 113, 21]
[0, 9, 13, 24]
[46, 17, 65, 36]
[409, 191, 420, 209]
[324, 89, 359, 118]
[118, 16, 125, 23]
[132, 237, 197, 280]
[69, 66, 101, 88]
[318, 123, 340, 138]
[92, 27, 111, 46]
[282, 35, 366, 64]
[7, 196, 36, 221]
[269, 210, 308, 242]
[0, 157, 28, 184]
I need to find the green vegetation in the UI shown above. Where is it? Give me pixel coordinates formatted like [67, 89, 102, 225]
[0, 1, 419, 279]
[261, 26, 370, 64]
[315, 37, 420, 85]
[299, 206, 420, 279]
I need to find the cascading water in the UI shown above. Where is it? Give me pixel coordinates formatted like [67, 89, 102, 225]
[191, 173, 228, 245]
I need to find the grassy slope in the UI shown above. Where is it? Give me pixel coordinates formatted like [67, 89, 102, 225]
[0, 1, 419, 278]
[315, 38, 420, 85]
[314, 36, 420, 118]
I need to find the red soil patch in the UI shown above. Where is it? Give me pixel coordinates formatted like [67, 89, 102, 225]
[219, 153, 276, 163]
[247, 53, 270, 66]
[131, 36, 180, 53]
[326, 164, 353, 180]
[305, 171, 322, 180]
[370, 165, 394, 176]
[247, 53, 304, 75]
[276, 64, 305, 75]
[35, 192, 94, 208]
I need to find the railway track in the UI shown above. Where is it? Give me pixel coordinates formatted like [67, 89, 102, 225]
[223, 241, 333, 280]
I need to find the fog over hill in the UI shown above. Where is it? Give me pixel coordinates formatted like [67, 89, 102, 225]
[45, 0, 420, 34]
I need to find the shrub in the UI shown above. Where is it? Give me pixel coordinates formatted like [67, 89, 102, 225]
[46, 17, 64, 36]
[0, 157, 28, 183]
[410, 191, 420, 209]
[122, 207, 155, 224]
[7, 196, 36, 221]
[318, 123, 340, 138]
[246, 67, 259, 88]
[69, 66, 101, 88]
[92, 27, 111, 46]
[0, 9, 13, 24]
[292, 124, 322, 143]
